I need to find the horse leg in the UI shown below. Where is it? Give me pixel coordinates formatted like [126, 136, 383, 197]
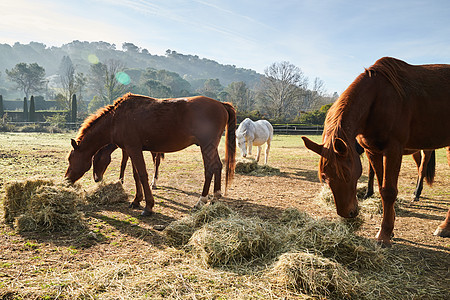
[194, 143, 220, 209]
[119, 149, 129, 184]
[151, 152, 161, 189]
[434, 209, 450, 237]
[127, 148, 154, 216]
[364, 163, 375, 199]
[412, 151, 424, 201]
[256, 145, 262, 163]
[211, 148, 223, 202]
[264, 140, 271, 165]
[129, 164, 144, 208]
[377, 150, 403, 246]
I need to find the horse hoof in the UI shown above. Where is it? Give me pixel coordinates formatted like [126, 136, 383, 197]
[376, 239, 393, 248]
[141, 209, 153, 217]
[433, 227, 450, 237]
[129, 202, 141, 209]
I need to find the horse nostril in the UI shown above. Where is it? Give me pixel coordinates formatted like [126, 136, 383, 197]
[349, 209, 359, 218]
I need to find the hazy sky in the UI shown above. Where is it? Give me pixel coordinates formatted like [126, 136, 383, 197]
[1, 0, 450, 94]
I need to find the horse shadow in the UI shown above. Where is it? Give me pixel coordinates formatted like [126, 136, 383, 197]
[283, 166, 320, 183]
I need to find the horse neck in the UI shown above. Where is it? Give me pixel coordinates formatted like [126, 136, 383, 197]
[79, 113, 113, 157]
[328, 75, 375, 142]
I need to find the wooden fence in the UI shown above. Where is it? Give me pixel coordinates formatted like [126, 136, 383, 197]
[272, 124, 323, 135]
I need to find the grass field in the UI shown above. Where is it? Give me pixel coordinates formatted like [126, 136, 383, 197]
[0, 132, 449, 299]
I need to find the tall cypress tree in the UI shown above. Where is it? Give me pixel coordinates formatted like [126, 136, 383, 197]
[29, 95, 36, 122]
[0, 95, 4, 118]
[23, 97, 28, 122]
[71, 94, 77, 122]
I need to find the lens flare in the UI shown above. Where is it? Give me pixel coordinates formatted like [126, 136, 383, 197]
[88, 54, 99, 64]
[115, 72, 131, 85]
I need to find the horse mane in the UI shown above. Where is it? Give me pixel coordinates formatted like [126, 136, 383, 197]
[75, 93, 135, 142]
[365, 57, 409, 99]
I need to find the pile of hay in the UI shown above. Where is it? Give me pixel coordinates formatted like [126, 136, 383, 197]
[84, 181, 129, 206]
[281, 216, 386, 269]
[3, 179, 85, 232]
[189, 214, 278, 267]
[270, 252, 358, 299]
[235, 158, 280, 176]
[164, 202, 234, 247]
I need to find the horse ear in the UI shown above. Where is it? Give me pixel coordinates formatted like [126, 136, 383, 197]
[333, 138, 348, 156]
[71, 139, 79, 150]
[302, 136, 324, 156]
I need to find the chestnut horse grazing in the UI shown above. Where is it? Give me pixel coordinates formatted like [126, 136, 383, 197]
[302, 57, 450, 246]
[65, 93, 236, 216]
[93, 143, 164, 187]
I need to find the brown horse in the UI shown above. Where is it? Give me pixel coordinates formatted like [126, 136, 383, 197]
[66, 93, 236, 216]
[302, 57, 450, 246]
[363, 150, 435, 201]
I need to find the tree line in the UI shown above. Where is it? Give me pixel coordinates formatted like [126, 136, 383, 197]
[0, 42, 337, 124]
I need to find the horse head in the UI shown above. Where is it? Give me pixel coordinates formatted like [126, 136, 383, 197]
[92, 144, 115, 182]
[236, 131, 248, 157]
[302, 136, 361, 218]
[65, 139, 93, 184]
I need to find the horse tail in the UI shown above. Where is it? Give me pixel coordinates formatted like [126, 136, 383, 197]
[425, 150, 436, 186]
[223, 102, 236, 191]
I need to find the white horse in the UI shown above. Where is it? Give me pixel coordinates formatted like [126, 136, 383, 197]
[236, 118, 273, 164]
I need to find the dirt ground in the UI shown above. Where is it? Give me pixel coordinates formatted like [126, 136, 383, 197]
[0, 133, 449, 299]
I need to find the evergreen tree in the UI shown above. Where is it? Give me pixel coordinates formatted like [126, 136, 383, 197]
[29, 95, 36, 122]
[71, 94, 77, 122]
[0, 95, 4, 118]
[23, 97, 28, 121]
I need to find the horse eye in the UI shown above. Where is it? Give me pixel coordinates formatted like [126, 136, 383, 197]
[321, 173, 328, 182]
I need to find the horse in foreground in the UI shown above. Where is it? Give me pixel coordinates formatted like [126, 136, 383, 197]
[236, 118, 273, 164]
[65, 93, 236, 216]
[93, 143, 164, 188]
[302, 57, 450, 245]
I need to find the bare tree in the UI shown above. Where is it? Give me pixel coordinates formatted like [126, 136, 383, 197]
[90, 59, 129, 104]
[258, 61, 307, 120]
[226, 81, 255, 112]
[303, 77, 327, 111]
[58, 56, 77, 109]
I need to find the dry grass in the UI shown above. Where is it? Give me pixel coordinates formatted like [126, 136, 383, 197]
[1, 133, 448, 299]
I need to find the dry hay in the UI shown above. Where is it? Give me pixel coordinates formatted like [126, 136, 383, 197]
[235, 158, 280, 176]
[270, 251, 358, 299]
[164, 202, 234, 247]
[281, 215, 386, 270]
[84, 181, 129, 206]
[3, 179, 85, 232]
[318, 184, 406, 216]
[188, 214, 278, 267]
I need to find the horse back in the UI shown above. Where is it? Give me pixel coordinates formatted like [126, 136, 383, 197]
[111, 95, 229, 152]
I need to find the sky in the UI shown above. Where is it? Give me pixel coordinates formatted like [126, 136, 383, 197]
[1, 0, 450, 94]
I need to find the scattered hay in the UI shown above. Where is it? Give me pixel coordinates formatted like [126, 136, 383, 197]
[283, 216, 386, 269]
[164, 202, 234, 247]
[3, 179, 85, 232]
[84, 181, 129, 206]
[270, 252, 358, 299]
[235, 158, 280, 176]
[189, 214, 278, 267]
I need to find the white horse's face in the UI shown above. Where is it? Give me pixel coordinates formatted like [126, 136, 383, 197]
[236, 134, 247, 157]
